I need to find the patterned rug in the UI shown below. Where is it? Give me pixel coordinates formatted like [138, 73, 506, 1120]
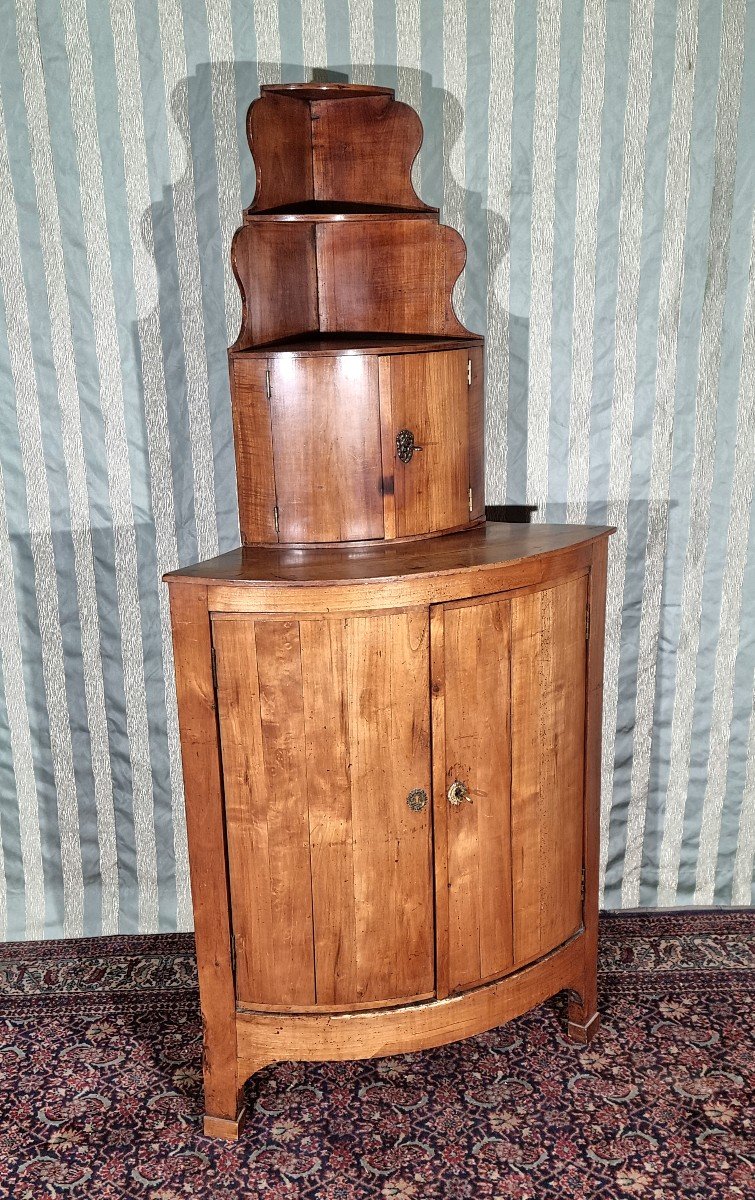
[1, 912, 753, 1199]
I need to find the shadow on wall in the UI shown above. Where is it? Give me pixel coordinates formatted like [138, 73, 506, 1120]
[134, 61, 527, 566]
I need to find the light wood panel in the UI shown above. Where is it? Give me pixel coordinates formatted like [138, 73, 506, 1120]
[386, 349, 472, 537]
[433, 596, 514, 996]
[300, 610, 434, 1006]
[212, 618, 316, 1008]
[213, 610, 434, 1012]
[231, 358, 278, 544]
[510, 574, 588, 964]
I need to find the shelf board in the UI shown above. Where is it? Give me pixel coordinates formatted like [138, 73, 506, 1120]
[243, 201, 438, 223]
[231, 332, 483, 358]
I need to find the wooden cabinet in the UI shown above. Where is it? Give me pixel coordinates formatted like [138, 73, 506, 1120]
[166, 82, 614, 1139]
[232, 345, 484, 545]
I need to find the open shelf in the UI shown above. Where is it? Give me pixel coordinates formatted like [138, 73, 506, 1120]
[244, 201, 439, 223]
[231, 331, 483, 359]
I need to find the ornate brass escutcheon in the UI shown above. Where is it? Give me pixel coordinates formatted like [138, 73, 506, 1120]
[406, 788, 428, 812]
[396, 429, 423, 463]
[447, 779, 472, 807]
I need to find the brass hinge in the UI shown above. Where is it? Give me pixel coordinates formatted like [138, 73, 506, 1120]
[468, 487, 473, 514]
[467, 358, 472, 386]
[265, 368, 271, 399]
[273, 505, 280, 535]
[581, 866, 586, 902]
[210, 645, 218, 690]
[585, 604, 591, 642]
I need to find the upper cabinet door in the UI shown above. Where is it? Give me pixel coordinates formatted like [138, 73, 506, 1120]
[510, 574, 588, 964]
[269, 355, 384, 543]
[381, 348, 481, 538]
[213, 609, 434, 1011]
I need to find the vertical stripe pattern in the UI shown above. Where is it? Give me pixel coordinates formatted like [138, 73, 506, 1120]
[0, 2, 753, 936]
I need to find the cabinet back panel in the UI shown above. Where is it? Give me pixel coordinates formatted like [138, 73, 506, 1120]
[388, 349, 471, 537]
[213, 618, 316, 1008]
[510, 575, 588, 962]
[439, 598, 514, 994]
[269, 356, 384, 543]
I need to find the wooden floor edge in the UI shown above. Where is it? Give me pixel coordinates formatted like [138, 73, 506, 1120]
[236, 935, 586, 1079]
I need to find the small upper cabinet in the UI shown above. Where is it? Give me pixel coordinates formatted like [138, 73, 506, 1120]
[231, 342, 484, 547]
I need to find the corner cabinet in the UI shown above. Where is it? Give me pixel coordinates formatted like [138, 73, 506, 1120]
[167, 525, 611, 1138]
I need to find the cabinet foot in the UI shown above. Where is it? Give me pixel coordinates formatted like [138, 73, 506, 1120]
[566, 1009, 600, 1044]
[203, 1106, 247, 1140]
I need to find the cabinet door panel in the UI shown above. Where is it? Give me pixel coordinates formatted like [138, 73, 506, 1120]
[213, 610, 434, 1012]
[213, 618, 316, 1008]
[433, 597, 514, 996]
[384, 349, 471, 537]
[301, 610, 433, 1006]
[511, 575, 588, 963]
[269, 355, 384, 543]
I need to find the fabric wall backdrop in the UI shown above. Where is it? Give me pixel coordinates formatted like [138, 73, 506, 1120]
[0, 0, 753, 939]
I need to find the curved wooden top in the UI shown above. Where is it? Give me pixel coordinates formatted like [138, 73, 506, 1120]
[165, 523, 614, 613]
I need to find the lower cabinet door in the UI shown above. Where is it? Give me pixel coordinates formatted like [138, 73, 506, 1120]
[212, 610, 434, 1011]
[432, 574, 589, 996]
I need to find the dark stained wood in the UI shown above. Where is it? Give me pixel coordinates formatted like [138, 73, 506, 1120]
[510, 574, 589, 965]
[386, 349, 472, 537]
[167, 585, 243, 1135]
[317, 221, 471, 337]
[268, 354, 384, 543]
[434, 595, 514, 996]
[231, 333, 482, 358]
[231, 357, 278, 544]
[247, 85, 433, 214]
[230, 222, 318, 351]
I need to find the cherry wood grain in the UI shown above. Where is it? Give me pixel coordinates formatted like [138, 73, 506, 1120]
[246, 85, 432, 214]
[167, 586, 242, 1134]
[510, 573, 589, 965]
[386, 348, 472, 537]
[316, 221, 471, 337]
[231, 357, 278, 544]
[435, 595, 514, 996]
[231, 222, 318, 351]
[232, 333, 481, 358]
[300, 610, 434, 1007]
[212, 617, 316, 1008]
[268, 354, 384, 543]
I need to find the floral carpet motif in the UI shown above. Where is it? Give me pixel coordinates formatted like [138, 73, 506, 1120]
[1, 912, 753, 1198]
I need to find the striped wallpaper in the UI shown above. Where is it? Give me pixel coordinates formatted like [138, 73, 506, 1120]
[0, 0, 753, 939]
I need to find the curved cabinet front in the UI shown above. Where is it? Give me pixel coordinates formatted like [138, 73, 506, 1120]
[230, 344, 484, 546]
[209, 570, 588, 1016]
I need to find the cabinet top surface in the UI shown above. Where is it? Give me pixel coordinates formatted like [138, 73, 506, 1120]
[165, 523, 613, 589]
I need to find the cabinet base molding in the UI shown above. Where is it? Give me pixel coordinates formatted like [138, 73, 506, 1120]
[232, 933, 595, 1110]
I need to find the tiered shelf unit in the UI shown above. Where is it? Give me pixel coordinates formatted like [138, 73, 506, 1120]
[166, 83, 613, 1139]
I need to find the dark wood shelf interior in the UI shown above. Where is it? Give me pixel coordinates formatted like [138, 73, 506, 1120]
[231, 331, 483, 358]
[244, 201, 438, 221]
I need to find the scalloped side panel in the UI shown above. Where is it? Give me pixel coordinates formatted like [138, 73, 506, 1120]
[246, 91, 435, 213]
[230, 220, 474, 349]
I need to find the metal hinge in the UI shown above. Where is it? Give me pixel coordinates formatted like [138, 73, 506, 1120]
[273, 505, 280, 535]
[210, 645, 218, 690]
[585, 604, 591, 642]
[581, 866, 586, 902]
[230, 934, 236, 974]
[467, 358, 472, 386]
[265, 368, 271, 399]
[468, 487, 473, 514]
